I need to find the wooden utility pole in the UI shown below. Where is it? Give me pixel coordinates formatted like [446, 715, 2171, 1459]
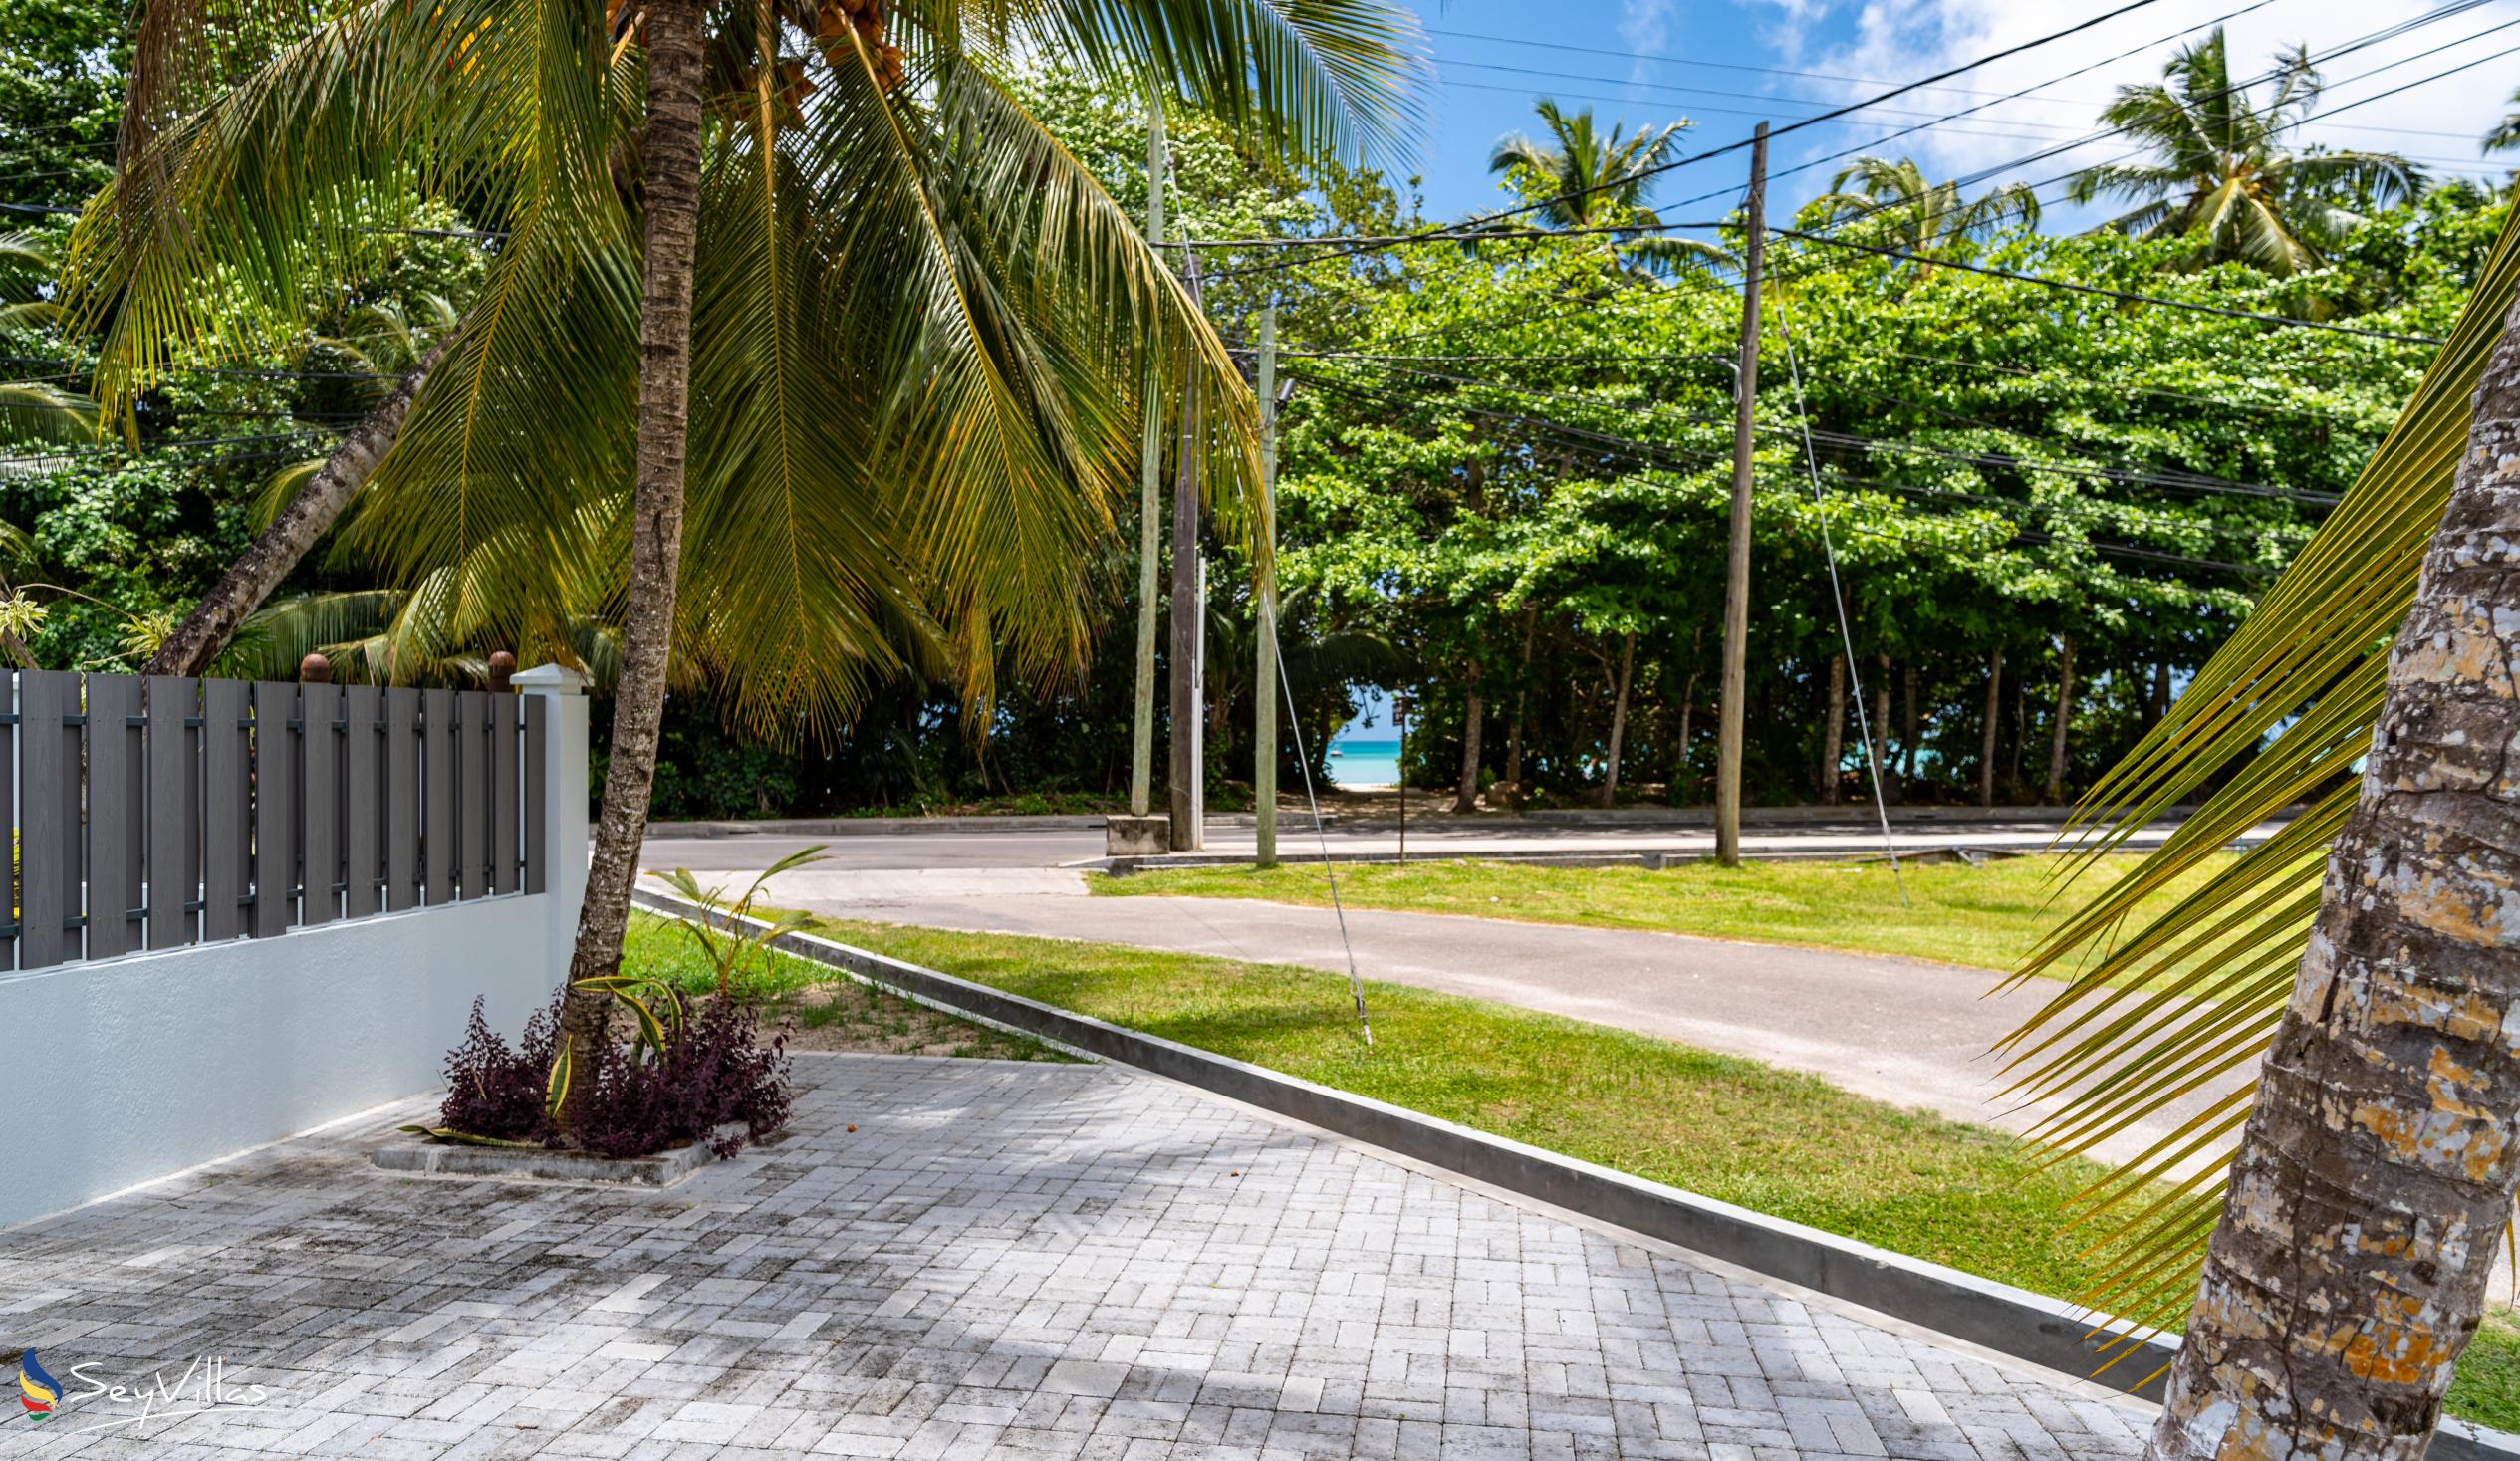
[1254, 306, 1280, 868]
[1714, 122, 1767, 867]
[1167, 251, 1205, 851]
[1128, 100, 1166, 819]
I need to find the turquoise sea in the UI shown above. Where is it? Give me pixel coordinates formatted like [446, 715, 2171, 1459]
[1326, 736, 1401, 788]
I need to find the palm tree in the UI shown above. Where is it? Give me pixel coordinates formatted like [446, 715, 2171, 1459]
[77, 0, 1423, 1088]
[1805, 155, 2038, 259]
[1486, 99, 1727, 276]
[1997, 208, 2520, 1457]
[2066, 27, 2422, 276]
[2485, 87, 2520, 154]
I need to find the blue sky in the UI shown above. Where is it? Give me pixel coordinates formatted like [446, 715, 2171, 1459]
[1385, 0, 2520, 239]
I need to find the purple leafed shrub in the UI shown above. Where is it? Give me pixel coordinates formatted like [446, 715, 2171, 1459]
[432, 993, 792, 1159]
[438, 997, 563, 1145]
[574, 999, 793, 1159]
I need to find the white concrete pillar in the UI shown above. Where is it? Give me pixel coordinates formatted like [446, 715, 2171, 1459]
[514, 663, 589, 992]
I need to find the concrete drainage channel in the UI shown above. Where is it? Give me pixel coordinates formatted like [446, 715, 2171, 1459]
[632, 887, 2518, 1461]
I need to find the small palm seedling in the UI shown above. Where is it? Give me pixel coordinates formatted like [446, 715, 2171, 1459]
[650, 844, 830, 1001]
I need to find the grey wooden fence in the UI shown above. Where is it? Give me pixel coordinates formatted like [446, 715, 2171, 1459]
[7, 671, 549, 971]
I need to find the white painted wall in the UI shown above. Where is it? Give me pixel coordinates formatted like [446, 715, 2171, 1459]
[0, 668, 589, 1230]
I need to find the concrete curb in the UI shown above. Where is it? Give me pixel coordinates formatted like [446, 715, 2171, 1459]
[371, 1133, 719, 1187]
[1087, 846, 2036, 875]
[632, 888, 2517, 1461]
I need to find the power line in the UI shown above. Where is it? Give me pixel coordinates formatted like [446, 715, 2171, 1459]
[1273, 345, 2371, 505]
[1776, 228, 2445, 344]
[1202, 0, 2184, 281]
[1288, 367, 2278, 580]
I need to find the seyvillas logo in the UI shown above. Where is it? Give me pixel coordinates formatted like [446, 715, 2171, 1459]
[15, 1350, 60, 1418]
[3, 1351, 275, 1435]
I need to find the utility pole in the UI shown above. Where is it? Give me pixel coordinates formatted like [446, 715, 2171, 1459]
[1128, 99, 1166, 820]
[1168, 249, 1205, 851]
[1254, 305, 1280, 868]
[1714, 121, 1767, 868]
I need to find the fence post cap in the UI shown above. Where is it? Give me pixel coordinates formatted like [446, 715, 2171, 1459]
[510, 662, 587, 695]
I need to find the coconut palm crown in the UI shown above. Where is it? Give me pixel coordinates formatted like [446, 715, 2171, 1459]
[2066, 26, 2422, 276]
[62, 0, 1427, 736]
[1804, 155, 2039, 259]
[1486, 98, 1726, 276]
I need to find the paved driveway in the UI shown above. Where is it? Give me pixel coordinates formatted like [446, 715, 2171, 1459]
[0, 1055, 2149, 1459]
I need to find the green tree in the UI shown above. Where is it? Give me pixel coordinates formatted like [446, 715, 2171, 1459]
[0, 0, 122, 209]
[2066, 27, 2422, 275]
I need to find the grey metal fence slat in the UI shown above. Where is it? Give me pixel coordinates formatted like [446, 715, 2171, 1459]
[523, 696, 547, 896]
[457, 691, 490, 899]
[86, 675, 141, 959]
[344, 686, 383, 920]
[387, 688, 421, 907]
[0, 673, 17, 967]
[144, 676, 201, 949]
[203, 678, 250, 941]
[493, 693, 520, 896]
[301, 682, 342, 927]
[18, 671, 80, 970]
[422, 688, 454, 904]
[250, 680, 298, 938]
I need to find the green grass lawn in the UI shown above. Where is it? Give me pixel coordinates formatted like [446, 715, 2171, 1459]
[621, 913, 1070, 1060]
[654, 910, 2517, 1430]
[1099, 852, 2229, 977]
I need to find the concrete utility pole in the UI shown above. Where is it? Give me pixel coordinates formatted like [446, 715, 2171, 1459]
[1714, 121, 1768, 868]
[1254, 306, 1280, 868]
[1128, 99, 1166, 820]
[1167, 250, 1206, 851]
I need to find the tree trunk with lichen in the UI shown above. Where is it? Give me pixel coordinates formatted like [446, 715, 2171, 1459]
[1819, 653, 1845, 805]
[2143, 296, 2520, 1461]
[1598, 630, 1634, 808]
[2045, 634, 2075, 806]
[558, 0, 704, 1112]
[1454, 662, 1482, 814]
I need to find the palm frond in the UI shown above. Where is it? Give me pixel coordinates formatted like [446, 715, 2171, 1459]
[1999, 202, 2520, 1338]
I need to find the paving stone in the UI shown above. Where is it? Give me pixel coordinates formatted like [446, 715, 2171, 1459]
[0, 1054, 2150, 1459]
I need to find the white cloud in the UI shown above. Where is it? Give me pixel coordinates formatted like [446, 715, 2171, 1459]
[1621, 0, 1679, 84]
[1760, 0, 2520, 203]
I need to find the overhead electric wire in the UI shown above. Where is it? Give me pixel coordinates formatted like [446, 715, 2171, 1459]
[1769, 257, 1909, 900]
[1776, 228, 2445, 343]
[1285, 367, 2284, 576]
[1276, 348, 2360, 507]
[1197, 0, 2184, 281]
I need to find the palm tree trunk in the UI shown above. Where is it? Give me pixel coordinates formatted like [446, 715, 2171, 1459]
[141, 338, 448, 675]
[1598, 630, 1635, 807]
[2044, 634, 2076, 805]
[1453, 662, 1483, 814]
[2145, 295, 2520, 1461]
[1978, 646, 2002, 808]
[558, 0, 705, 1098]
[1819, 653, 1846, 805]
